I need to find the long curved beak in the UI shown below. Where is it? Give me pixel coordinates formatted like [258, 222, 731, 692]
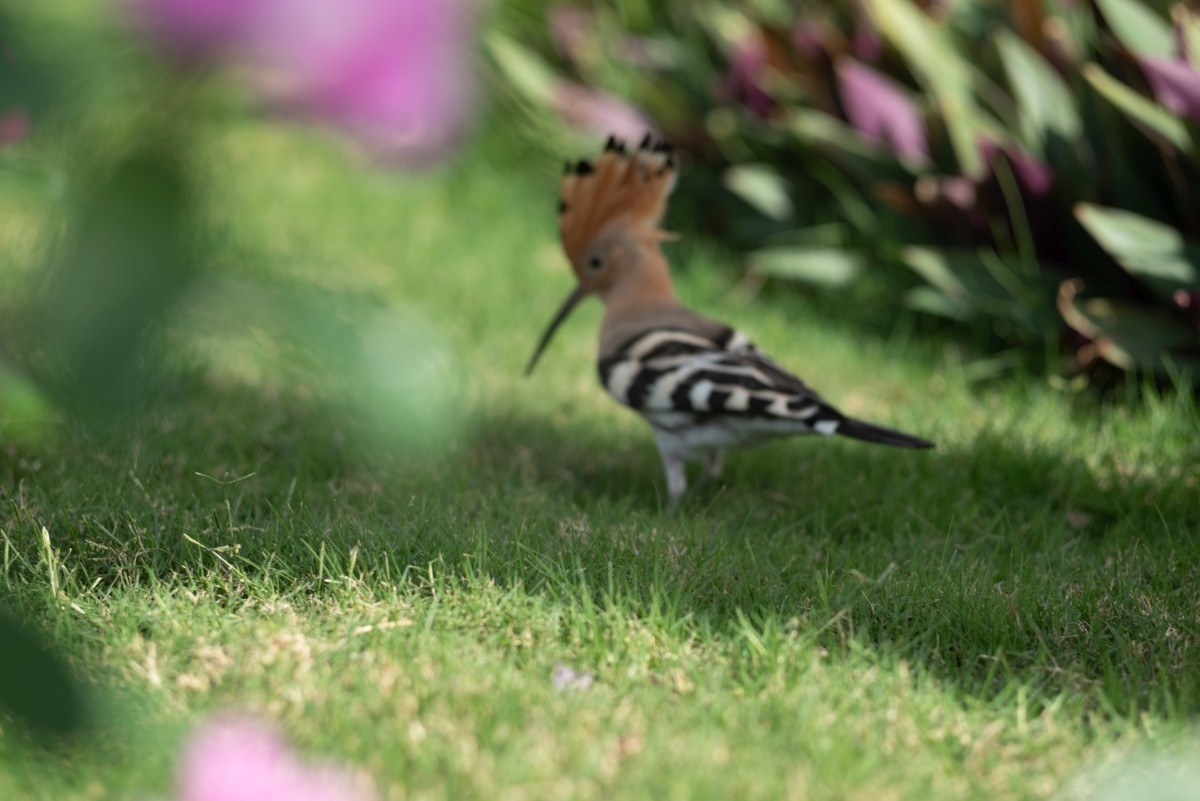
[525, 284, 589, 376]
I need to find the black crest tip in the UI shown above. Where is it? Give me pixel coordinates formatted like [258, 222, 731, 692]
[558, 199, 566, 213]
[639, 132, 653, 149]
[575, 160, 594, 175]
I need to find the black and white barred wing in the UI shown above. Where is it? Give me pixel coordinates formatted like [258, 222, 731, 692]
[598, 329, 846, 433]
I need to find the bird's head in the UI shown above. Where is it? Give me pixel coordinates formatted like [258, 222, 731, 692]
[526, 135, 678, 375]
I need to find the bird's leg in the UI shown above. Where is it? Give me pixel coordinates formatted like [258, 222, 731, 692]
[690, 449, 725, 495]
[653, 430, 688, 514]
[661, 454, 687, 515]
[701, 449, 724, 482]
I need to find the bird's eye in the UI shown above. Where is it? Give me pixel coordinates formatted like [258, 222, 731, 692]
[588, 255, 603, 271]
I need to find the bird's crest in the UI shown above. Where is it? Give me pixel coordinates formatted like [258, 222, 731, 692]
[558, 135, 678, 267]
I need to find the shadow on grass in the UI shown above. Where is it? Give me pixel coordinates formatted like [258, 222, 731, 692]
[2, 376, 1198, 720]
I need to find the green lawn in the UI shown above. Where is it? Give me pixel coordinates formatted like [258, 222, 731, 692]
[1, 115, 1199, 800]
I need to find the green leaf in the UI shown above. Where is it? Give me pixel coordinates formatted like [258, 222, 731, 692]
[1074, 203, 1200, 286]
[0, 363, 52, 443]
[995, 28, 1081, 146]
[764, 223, 845, 248]
[1174, 4, 1200, 66]
[0, 606, 85, 739]
[1082, 63, 1192, 151]
[486, 32, 558, 106]
[900, 247, 1053, 337]
[45, 151, 198, 414]
[901, 246, 969, 299]
[1059, 284, 1198, 370]
[864, 0, 996, 176]
[722, 164, 793, 221]
[903, 286, 973, 320]
[787, 109, 889, 162]
[1095, 0, 1175, 59]
[748, 246, 864, 287]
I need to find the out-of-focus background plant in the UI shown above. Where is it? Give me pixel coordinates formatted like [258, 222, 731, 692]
[1, 0, 477, 770]
[491, 0, 1200, 385]
[2, 1, 1200, 798]
[0, 0, 475, 447]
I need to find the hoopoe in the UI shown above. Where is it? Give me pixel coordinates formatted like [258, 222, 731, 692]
[527, 136, 933, 511]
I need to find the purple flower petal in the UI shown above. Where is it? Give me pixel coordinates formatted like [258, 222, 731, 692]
[178, 716, 372, 801]
[1139, 56, 1200, 120]
[728, 36, 772, 118]
[261, 0, 477, 164]
[134, 0, 270, 56]
[791, 22, 824, 60]
[0, 109, 29, 146]
[552, 82, 656, 143]
[1006, 148, 1054, 195]
[547, 6, 591, 62]
[852, 27, 883, 63]
[134, 0, 477, 164]
[834, 58, 928, 164]
[940, 176, 977, 210]
[1175, 288, 1200, 330]
[178, 716, 295, 801]
[978, 138, 1054, 195]
[552, 664, 594, 691]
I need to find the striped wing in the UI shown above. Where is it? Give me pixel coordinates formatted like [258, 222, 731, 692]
[597, 328, 846, 433]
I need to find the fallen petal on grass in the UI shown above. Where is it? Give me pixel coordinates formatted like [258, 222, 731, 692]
[552, 664, 594, 691]
[178, 715, 376, 801]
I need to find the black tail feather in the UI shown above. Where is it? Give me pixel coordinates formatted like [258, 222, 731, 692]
[837, 418, 934, 449]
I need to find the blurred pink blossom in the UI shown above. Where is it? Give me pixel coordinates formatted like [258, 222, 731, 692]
[547, 5, 591, 62]
[136, 0, 268, 57]
[552, 82, 655, 143]
[261, 0, 475, 163]
[852, 27, 883, 63]
[727, 36, 772, 118]
[0, 109, 29, 146]
[1175, 288, 1200, 330]
[979, 139, 1054, 195]
[135, 0, 476, 164]
[790, 22, 824, 60]
[1139, 57, 1200, 121]
[939, 176, 977, 210]
[835, 58, 928, 164]
[178, 716, 374, 801]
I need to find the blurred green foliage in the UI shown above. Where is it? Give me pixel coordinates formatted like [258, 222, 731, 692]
[0, 2, 467, 452]
[490, 0, 1200, 385]
[0, 602, 86, 740]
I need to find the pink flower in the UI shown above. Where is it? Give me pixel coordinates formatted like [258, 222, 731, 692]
[852, 27, 883, 63]
[552, 82, 656, 143]
[135, 0, 269, 57]
[835, 58, 928, 164]
[0, 109, 29, 146]
[728, 36, 772, 118]
[178, 716, 374, 801]
[1139, 56, 1200, 121]
[979, 139, 1054, 195]
[1175, 288, 1200, 330]
[134, 0, 477, 164]
[547, 5, 591, 63]
[261, 0, 476, 164]
[790, 22, 824, 60]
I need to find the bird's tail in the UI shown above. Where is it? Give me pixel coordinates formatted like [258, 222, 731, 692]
[836, 418, 934, 449]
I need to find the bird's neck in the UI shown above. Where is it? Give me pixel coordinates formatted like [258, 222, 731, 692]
[599, 243, 683, 354]
[601, 243, 679, 318]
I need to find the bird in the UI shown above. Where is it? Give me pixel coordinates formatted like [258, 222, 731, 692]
[525, 135, 933, 512]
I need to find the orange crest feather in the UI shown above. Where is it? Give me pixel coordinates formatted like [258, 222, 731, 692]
[558, 136, 678, 267]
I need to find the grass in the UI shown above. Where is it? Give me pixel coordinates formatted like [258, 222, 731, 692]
[1, 107, 1200, 800]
